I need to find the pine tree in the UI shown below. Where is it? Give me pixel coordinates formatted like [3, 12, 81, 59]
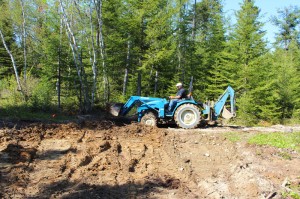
[142, 0, 178, 97]
[0, 0, 14, 79]
[198, 0, 228, 99]
[272, 44, 300, 123]
[272, 6, 300, 50]
[228, 0, 269, 125]
[271, 6, 300, 123]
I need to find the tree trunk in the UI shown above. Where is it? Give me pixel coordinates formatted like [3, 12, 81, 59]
[178, 1, 186, 82]
[57, 17, 63, 111]
[94, 0, 109, 102]
[0, 29, 22, 92]
[154, 71, 158, 96]
[191, 0, 196, 40]
[137, 72, 141, 96]
[89, 0, 97, 106]
[20, 0, 27, 82]
[123, 39, 131, 96]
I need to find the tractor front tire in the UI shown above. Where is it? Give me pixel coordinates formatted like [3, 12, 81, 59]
[141, 112, 157, 127]
[174, 104, 201, 129]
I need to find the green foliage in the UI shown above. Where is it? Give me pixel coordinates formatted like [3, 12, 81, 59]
[0, 103, 75, 122]
[60, 96, 80, 115]
[235, 92, 258, 126]
[284, 192, 300, 199]
[272, 6, 300, 50]
[195, 0, 229, 99]
[272, 42, 300, 123]
[0, 76, 24, 106]
[0, 0, 299, 125]
[29, 78, 54, 111]
[0, 0, 14, 79]
[227, 0, 276, 125]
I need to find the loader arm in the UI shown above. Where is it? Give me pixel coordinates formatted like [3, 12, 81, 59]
[119, 96, 168, 121]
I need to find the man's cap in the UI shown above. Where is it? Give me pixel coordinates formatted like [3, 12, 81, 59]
[176, 82, 182, 87]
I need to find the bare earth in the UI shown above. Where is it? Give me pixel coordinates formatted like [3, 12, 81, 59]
[0, 119, 299, 199]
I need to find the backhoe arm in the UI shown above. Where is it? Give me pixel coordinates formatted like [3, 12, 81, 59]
[214, 86, 236, 118]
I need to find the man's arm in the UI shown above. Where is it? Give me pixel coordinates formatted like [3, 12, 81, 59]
[169, 95, 181, 99]
[169, 88, 186, 99]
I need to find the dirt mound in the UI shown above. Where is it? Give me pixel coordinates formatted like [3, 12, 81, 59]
[0, 121, 299, 198]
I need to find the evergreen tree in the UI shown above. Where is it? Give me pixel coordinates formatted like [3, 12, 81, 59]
[142, 0, 178, 97]
[228, 0, 269, 125]
[197, 0, 228, 99]
[271, 6, 300, 123]
[272, 43, 300, 123]
[272, 6, 300, 50]
[0, 0, 14, 79]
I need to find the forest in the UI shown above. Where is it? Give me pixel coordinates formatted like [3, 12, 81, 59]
[0, 0, 299, 125]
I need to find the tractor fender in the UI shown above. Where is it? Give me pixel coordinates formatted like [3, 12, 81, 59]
[173, 100, 200, 113]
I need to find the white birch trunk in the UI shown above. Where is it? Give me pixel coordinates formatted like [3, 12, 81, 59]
[94, 0, 109, 102]
[59, 0, 81, 80]
[123, 39, 131, 96]
[20, 0, 27, 81]
[89, 0, 97, 106]
[0, 29, 22, 92]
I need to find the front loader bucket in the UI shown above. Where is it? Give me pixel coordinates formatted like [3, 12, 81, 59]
[107, 103, 124, 116]
[222, 106, 234, 119]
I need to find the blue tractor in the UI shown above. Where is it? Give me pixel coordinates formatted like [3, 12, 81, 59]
[109, 86, 236, 129]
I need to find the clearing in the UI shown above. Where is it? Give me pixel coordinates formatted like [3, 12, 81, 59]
[0, 118, 300, 198]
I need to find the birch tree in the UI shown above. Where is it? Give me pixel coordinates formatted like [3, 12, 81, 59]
[59, 0, 90, 112]
[0, 29, 22, 92]
[89, 0, 98, 106]
[20, 0, 27, 81]
[94, 0, 109, 102]
[123, 39, 130, 96]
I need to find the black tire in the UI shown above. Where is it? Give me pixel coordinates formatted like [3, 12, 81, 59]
[174, 104, 201, 129]
[141, 112, 157, 127]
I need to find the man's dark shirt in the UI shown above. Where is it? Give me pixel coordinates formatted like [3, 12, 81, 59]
[176, 88, 187, 99]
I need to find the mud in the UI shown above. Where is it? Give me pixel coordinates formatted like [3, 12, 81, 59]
[0, 119, 299, 198]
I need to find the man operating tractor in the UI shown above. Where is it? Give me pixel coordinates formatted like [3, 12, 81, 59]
[168, 82, 187, 113]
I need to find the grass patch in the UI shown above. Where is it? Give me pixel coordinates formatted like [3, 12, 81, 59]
[224, 132, 242, 142]
[282, 191, 300, 199]
[248, 132, 300, 152]
[278, 152, 292, 160]
[0, 105, 76, 123]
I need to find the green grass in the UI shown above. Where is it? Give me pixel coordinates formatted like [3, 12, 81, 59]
[224, 132, 242, 142]
[223, 131, 300, 153]
[0, 105, 76, 123]
[282, 189, 300, 199]
[248, 132, 300, 151]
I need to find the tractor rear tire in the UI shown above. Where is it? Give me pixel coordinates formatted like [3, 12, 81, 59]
[141, 112, 157, 127]
[174, 104, 201, 129]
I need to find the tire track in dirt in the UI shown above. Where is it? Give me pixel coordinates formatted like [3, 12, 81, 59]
[1, 121, 300, 198]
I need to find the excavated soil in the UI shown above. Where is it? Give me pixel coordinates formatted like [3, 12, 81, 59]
[0, 119, 300, 198]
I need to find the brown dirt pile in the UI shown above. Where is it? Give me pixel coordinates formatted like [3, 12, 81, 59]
[0, 121, 299, 198]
